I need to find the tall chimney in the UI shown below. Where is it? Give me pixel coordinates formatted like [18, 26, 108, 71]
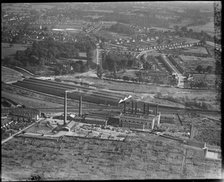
[143, 103, 146, 114]
[147, 103, 149, 115]
[151, 118, 155, 130]
[96, 47, 99, 65]
[135, 102, 137, 114]
[64, 91, 67, 125]
[123, 101, 126, 114]
[131, 101, 134, 114]
[155, 104, 158, 115]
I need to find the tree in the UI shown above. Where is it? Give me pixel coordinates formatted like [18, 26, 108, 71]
[120, 59, 128, 71]
[96, 65, 103, 79]
[195, 65, 203, 73]
[181, 26, 188, 32]
[73, 62, 82, 72]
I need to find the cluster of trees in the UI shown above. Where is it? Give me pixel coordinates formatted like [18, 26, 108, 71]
[102, 52, 136, 76]
[2, 36, 97, 76]
[2, 56, 23, 67]
[195, 65, 213, 74]
[15, 38, 80, 67]
[52, 61, 89, 76]
[108, 23, 134, 35]
[14, 36, 95, 65]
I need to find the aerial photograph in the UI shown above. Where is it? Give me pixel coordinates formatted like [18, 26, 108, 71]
[1, 1, 222, 180]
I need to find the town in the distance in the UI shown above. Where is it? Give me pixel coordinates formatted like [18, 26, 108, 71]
[1, 2, 222, 181]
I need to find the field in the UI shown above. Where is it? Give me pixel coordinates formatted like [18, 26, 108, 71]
[2, 130, 222, 180]
[1, 43, 29, 59]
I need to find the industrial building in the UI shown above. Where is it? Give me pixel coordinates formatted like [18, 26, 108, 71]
[9, 108, 41, 122]
[63, 89, 161, 131]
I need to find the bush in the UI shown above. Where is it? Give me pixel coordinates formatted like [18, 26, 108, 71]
[55, 78, 61, 82]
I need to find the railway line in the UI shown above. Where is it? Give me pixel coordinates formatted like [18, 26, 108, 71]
[32, 107, 120, 113]
[9, 78, 220, 115]
[12, 78, 127, 106]
[22, 77, 126, 99]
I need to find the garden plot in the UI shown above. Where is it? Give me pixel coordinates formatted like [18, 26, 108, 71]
[179, 55, 215, 73]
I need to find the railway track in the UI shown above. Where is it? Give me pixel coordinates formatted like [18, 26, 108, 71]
[10, 78, 220, 115]
[34, 107, 120, 113]
[12, 78, 128, 106]
[26, 77, 125, 98]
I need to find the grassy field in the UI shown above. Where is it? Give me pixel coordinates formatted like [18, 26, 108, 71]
[1, 66, 23, 83]
[1, 130, 221, 180]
